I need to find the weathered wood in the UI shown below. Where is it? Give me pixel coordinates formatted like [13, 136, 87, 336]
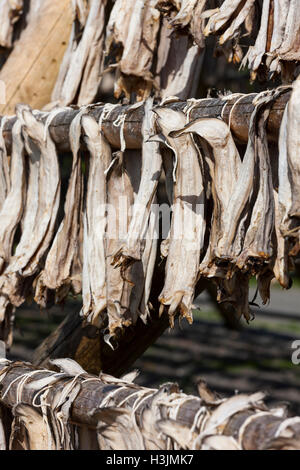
[1, 90, 290, 154]
[0, 0, 72, 115]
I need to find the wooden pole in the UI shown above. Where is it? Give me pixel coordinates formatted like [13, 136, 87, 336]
[1, 90, 290, 154]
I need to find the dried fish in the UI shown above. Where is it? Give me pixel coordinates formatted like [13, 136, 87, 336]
[0, 0, 23, 48]
[1, 105, 60, 310]
[106, 0, 160, 101]
[112, 98, 161, 267]
[155, 19, 204, 100]
[80, 115, 111, 325]
[204, 0, 256, 46]
[170, 116, 241, 265]
[105, 150, 141, 335]
[154, 107, 206, 326]
[0, 119, 25, 274]
[34, 110, 84, 307]
[242, 0, 270, 76]
[276, 0, 300, 62]
[286, 77, 300, 221]
[52, 0, 107, 106]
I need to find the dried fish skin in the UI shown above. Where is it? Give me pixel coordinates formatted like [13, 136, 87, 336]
[0, 120, 25, 274]
[105, 151, 140, 336]
[236, 102, 275, 272]
[52, 0, 107, 106]
[241, 0, 270, 75]
[286, 77, 300, 220]
[34, 112, 84, 307]
[80, 115, 111, 325]
[276, 0, 300, 62]
[0, 0, 23, 48]
[2, 105, 60, 307]
[106, 0, 161, 100]
[155, 21, 204, 100]
[154, 107, 206, 325]
[0, 119, 10, 209]
[112, 98, 162, 267]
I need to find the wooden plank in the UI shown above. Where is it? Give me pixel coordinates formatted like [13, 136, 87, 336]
[0, 0, 73, 115]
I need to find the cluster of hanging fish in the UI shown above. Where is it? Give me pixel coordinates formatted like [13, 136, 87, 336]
[50, 0, 300, 107]
[50, 0, 204, 106]
[0, 80, 299, 348]
[157, 0, 300, 81]
[1, 356, 300, 450]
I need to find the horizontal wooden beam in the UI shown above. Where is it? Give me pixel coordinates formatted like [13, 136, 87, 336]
[1, 90, 290, 154]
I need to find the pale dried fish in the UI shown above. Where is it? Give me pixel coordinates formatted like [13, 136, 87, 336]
[2, 105, 60, 309]
[154, 107, 206, 326]
[34, 110, 84, 307]
[155, 20, 204, 100]
[0, 0, 23, 48]
[113, 98, 161, 267]
[204, 0, 256, 46]
[106, 150, 141, 336]
[0, 120, 25, 274]
[80, 115, 111, 325]
[10, 404, 52, 450]
[106, 0, 160, 101]
[241, 0, 270, 76]
[170, 117, 241, 265]
[286, 77, 300, 220]
[52, 0, 107, 106]
[236, 97, 275, 272]
[276, 0, 300, 62]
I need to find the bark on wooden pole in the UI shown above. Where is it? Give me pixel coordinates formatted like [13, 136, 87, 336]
[1, 91, 290, 154]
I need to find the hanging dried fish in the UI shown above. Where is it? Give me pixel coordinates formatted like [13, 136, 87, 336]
[106, 0, 161, 101]
[105, 150, 140, 336]
[286, 77, 300, 222]
[170, 116, 241, 266]
[154, 107, 206, 326]
[0, 0, 23, 48]
[275, 0, 300, 62]
[155, 18, 204, 100]
[34, 110, 84, 307]
[204, 0, 256, 46]
[1, 105, 60, 310]
[80, 114, 111, 325]
[0, 119, 25, 274]
[51, 0, 107, 106]
[112, 98, 161, 268]
[0, 118, 10, 209]
[241, 0, 270, 77]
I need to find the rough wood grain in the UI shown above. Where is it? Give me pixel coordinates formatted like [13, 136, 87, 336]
[0, 0, 72, 115]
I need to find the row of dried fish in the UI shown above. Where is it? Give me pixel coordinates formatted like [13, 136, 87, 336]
[0, 83, 299, 347]
[51, 0, 204, 105]
[1, 356, 300, 450]
[147, 83, 299, 326]
[0, 99, 161, 346]
[156, 0, 300, 81]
